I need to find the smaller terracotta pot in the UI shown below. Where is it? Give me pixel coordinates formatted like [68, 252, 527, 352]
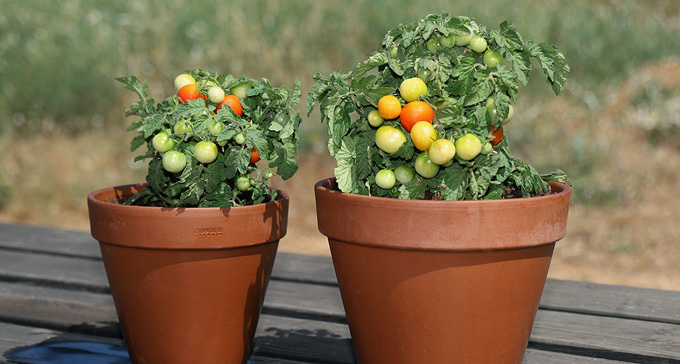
[315, 178, 571, 364]
[88, 184, 288, 364]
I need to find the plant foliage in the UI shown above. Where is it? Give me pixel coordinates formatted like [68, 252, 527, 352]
[307, 13, 570, 199]
[118, 70, 302, 207]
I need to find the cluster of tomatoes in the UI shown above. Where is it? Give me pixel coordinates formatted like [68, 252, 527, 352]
[152, 74, 261, 190]
[367, 73, 512, 190]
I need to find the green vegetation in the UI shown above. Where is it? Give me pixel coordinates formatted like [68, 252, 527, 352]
[1, 0, 680, 217]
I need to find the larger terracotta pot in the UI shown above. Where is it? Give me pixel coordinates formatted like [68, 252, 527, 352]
[88, 184, 288, 364]
[315, 178, 570, 364]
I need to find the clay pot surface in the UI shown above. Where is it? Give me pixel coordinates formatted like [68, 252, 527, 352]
[88, 184, 288, 364]
[314, 178, 571, 364]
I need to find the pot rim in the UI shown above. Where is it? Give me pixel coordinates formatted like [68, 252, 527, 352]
[314, 177, 571, 251]
[88, 183, 289, 250]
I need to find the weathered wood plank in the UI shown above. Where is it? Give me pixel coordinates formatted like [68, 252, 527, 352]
[0, 223, 100, 259]
[0, 250, 108, 292]
[273, 252, 338, 285]
[531, 309, 680, 363]
[264, 279, 345, 322]
[541, 279, 680, 325]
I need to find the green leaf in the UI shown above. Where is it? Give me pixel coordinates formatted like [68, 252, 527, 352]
[329, 138, 355, 193]
[246, 128, 268, 157]
[442, 164, 467, 200]
[290, 78, 302, 106]
[526, 41, 570, 96]
[306, 75, 332, 116]
[463, 77, 494, 106]
[130, 134, 146, 152]
[352, 51, 388, 78]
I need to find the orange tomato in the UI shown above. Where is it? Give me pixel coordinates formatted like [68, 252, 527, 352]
[400, 101, 433, 132]
[216, 94, 243, 116]
[378, 95, 402, 120]
[489, 125, 504, 146]
[177, 84, 200, 103]
[250, 148, 260, 163]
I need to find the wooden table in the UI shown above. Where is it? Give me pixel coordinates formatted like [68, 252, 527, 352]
[0, 222, 679, 364]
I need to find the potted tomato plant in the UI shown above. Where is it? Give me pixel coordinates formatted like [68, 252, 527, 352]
[88, 70, 302, 364]
[308, 13, 571, 364]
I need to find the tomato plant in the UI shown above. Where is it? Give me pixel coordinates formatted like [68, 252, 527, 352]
[400, 101, 433, 132]
[307, 13, 570, 200]
[119, 70, 303, 207]
[410, 121, 437, 151]
[378, 95, 402, 120]
[399, 77, 427, 102]
[375, 125, 406, 154]
[375, 169, 396, 189]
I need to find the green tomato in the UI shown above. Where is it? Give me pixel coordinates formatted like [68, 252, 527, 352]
[152, 132, 175, 153]
[234, 133, 246, 145]
[194, 141, 218, 164]
[417, 68, 433, 81]
[394, 165, 415, 184]
[415, 152, 440, 178]
[375, 169, 396, 189]
[207, 120, 225, 136]
[426, 38, 440, 54]
[375, 125, 406, 154]
[481, 142, 493, 155]
[469, 35, 488, 53]
[208, 86, 226, 103]
[486, 96, 514, 124]
[455, 33, 473, 46]
[236, 176, 251, 191]
[389, 46, 399, 58]
[174, 119, 193, 134]
[231, 83, 250, 99]
[162, 151, 186, 173]
[265, 170, 274, 179]
[439, 34, 456, 48]
[174, 73, 196, 91]
[367, 109, 384, 127]
[455, 133, 483, 161]
[428, 139, 456, 165]
[483, 50, 503, 68]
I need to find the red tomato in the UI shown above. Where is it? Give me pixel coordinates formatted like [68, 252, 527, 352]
[250, 148, 260, 163]
[178, 84, 200, 103]
[216, 94, 243, 116]
[489, 125, 504, 146]
[400, 101, 433, 132]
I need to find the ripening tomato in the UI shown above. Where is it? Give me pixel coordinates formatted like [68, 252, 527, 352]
[410, 121, 437, 151]
[208, 86, 226, 103]
[216, 94, 243, 116]
[378, 95, 402, 120]
[489, 125, 504, 146]
[428, 139, 456, 165]
[399, 77, 428, 102]
[178, 84, 200, 103]
[400, 101, 433, 132]
[455, 133, 483, 161]
[250, 148, 261, 163]
[174, 74, 196, 91]
[375, 125, 406, 154]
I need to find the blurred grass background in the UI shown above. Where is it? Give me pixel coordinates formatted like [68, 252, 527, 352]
[1, 0, 679, 290]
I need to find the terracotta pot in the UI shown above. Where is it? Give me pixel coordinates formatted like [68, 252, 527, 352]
[88, 184, 288, 364]
[315, 178, 570, 364]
